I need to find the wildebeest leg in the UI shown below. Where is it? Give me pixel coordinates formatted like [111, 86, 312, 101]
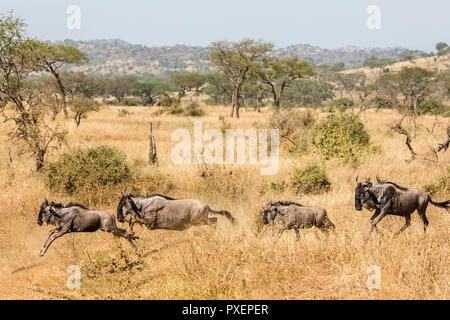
[370, 209, 380, 222]
[394, 214, 411, 237]
[275, 226, 288, 241]
[208, 217, 218, 230]
[108, 227, 141, 256]
[417, 206, 429, 233]
[39, 228, 70, 256]
[365, 205, 390, 244]
[294, 227, 300, 240]
[40, 228, 60, 251]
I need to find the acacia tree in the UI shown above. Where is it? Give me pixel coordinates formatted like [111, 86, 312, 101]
[256, 57, 315, 112]
[208, 39, 273, 118]
[62, 71, 105, 99]
[106, 75, 138, 103]
[170, 73, 207, 103]
[33, 41, 88, 117]
[391, 67, 435, 137]
[0, 12, 67, 170]
[203, 73, 234, 105]
[69, 95, 100, 127]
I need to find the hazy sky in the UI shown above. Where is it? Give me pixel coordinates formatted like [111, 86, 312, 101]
[1, 0, 448, 51]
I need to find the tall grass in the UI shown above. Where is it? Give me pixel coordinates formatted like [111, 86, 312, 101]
[0, 105, 448, 299]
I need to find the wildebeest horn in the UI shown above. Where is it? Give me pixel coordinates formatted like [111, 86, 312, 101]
[42, 197, 48, 205]
[355, 176, 359, 183]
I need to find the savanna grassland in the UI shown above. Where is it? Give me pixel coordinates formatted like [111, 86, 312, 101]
[0, 105, 449, 300]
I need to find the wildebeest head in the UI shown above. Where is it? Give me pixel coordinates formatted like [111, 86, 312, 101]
[263, 207, 276, 224]
[37, 198, 59, 226]
[354, 177, 374, 211]
[117, 190, 141, 223]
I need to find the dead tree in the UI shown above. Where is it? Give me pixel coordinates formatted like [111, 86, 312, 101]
[148, 121, 158, 166]
[389, 116, 449, 163]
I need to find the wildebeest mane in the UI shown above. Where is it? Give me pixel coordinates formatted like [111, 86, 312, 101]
[383, 181, 408, 191]
[130, 193, 177, 200]
[272, 201, 303, 207]
[52, 202, 89, 210]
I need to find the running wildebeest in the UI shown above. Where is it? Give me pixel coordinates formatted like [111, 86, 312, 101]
[116, 191, 235, 232]
[37, 198, 140, 256]
[263, 200, 335, 240]
[354, 177, 450, 242]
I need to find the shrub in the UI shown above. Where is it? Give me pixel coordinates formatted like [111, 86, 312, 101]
[117, 108, 133, 117]
[290, 165, 331, 194]
[269, 110, 315, 138]
[45, 145, 131, 196]
[119, 97, 142, 106]
[332, 97, 355, 112]
[159, 96, 177, 107]
[312, 114, 370, 162]
[169, 105, 184, 115]
[418, 96, 450, 116]
[184, 103, 205, 117]
[424, 168, 450, 196]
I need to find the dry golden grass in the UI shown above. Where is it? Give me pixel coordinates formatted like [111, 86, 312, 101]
[0, 104, 449, 300]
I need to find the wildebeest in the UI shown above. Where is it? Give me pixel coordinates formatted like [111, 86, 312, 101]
[37, 198, 139, 256]
[263, 200, 335, 240]
[354, 177, 450, 241]
[116, 191, 235, 232]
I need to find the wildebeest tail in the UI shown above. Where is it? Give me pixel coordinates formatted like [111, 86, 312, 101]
[429, 196, 450, 211]
[208, 207, 236, 224]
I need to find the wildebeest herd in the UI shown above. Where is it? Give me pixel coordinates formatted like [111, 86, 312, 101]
[36, 177, 450, 256]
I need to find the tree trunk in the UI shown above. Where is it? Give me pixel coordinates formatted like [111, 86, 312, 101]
[35, 150, 45, 172]
[52, 70, 68, 118]
[231, 87, 240, 118]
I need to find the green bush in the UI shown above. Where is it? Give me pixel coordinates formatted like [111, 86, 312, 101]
[119, 97, 142, 106]
[45, 145, 131, 195]
[159, 96, 177, 107]
[332, 97, 355, 113]
[312, 114, 370, 162]
[290, 165, 331, 194]
[169, 105, 184, 115]
[418, 96, 450, 116]
[184, 103, 205, 117]
[424, 168, 450, 196]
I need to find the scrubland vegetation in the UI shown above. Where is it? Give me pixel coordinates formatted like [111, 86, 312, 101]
[0, 12, 449, 300]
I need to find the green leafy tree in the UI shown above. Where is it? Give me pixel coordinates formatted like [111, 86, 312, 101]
[106, 75, 138, 103]
[69, 95, 100, 127]
[203, 73, 234, 105]
[33, 41, 88, 117]
[256, 57, 315, 112]
[383, 67, 435, 137]
[0, 12, 67, 170]
[282, 79, 334, 107]
[169, 73, 207, 103]
[208, 39, 273, 118]
[436, 42, 448, 52]
[62, 71, 106, 99]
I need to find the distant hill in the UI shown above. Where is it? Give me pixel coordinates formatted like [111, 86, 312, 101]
[342, 53, 450, 82]
[61, 39, 425, 78]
